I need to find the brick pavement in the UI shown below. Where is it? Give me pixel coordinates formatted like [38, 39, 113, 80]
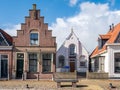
[0, 79, 120, 90]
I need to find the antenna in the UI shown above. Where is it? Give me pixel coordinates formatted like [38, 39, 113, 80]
[71, 27, 73, 33]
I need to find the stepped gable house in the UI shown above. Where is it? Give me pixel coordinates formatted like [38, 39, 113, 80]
[0, 4, 56, 80]
[90, 23, 120, 78]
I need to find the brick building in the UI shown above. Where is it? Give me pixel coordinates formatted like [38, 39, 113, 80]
[0, 29, 13, 79]
[0, 4, 56, 80]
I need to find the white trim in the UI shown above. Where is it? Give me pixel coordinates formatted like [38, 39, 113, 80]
[0, 46, 12, 50]
[51, 53, 53, 72]
[91, 50, 107, 58]
[106, 43, 120, 46]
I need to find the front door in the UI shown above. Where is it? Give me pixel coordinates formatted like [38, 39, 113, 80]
[1, 60, 8, 78]
[70, 61, 75, 72]
[16, 60, 24, 78]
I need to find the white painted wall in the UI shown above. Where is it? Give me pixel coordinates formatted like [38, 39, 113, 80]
[56, 31, 89, 72]
[107, 44, 120, 78]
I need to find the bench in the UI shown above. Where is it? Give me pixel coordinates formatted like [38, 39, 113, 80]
[53, 71, 78, 88]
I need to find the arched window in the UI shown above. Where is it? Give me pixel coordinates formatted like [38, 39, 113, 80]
[30, 31, 39, 45]
[58, 55, 65, 67]
[69, 44, 75, 55]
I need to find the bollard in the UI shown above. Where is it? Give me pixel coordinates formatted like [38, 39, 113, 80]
[109, 83, 113, 88]
[26, 84, 29, 88]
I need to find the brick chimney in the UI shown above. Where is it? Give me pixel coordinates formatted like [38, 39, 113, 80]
[33, 4, 36, 10]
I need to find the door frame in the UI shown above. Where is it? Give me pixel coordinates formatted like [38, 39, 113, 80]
[16, 59, 24, 78]
[70, 61, 75, 72]
[16, 53, 24, 79]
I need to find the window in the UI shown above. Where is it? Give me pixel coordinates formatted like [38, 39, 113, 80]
[115, 32, 120, 43]
[1, 55, 8, 60]
[95, 59, 99, 68]
[58, 55, 65, 67]
[114, 53, 120, 73]
[30, 32, 38, 45]
[17, 53, 24, 60]
[0, 33, 8, 46]
[29, 53, 37, 72]
[99, 56, 105, 72]
[80, 62, 86, 67]
[42, 53, 51, 72]
[69, 44, 75, 55]
[98, 38, 108, 49]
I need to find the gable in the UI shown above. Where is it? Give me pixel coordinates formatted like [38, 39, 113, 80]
[0, 33, 8, 46]
[13, 4, 56, 47]
[66, 30, 79, 42]
[91, 23, 120, 58]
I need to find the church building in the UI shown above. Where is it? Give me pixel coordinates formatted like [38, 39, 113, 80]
[56, 29, 89, 73]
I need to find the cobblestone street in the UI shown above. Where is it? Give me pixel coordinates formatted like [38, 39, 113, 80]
[0, 79, 120, 90]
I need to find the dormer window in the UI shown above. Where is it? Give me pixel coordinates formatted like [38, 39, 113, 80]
[98, 38, 108, 49]
[30, 32, 39, 45]
[115, 32, 120, 43]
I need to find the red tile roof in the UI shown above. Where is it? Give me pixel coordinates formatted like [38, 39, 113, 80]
[99, 34, 111, 39]
[91, 23, 120, 58]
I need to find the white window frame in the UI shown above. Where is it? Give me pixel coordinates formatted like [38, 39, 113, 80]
[30, 31, 39, 46]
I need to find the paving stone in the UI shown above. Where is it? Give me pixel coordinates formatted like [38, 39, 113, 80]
[0, 79, 120, 90]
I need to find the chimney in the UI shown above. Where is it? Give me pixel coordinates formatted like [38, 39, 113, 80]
[112, 23, 114, 30]
[109, 25, 111, 30]
[33, 4, 36, 10]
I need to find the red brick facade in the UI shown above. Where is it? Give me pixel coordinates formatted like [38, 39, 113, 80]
[0, 4, 56, 80]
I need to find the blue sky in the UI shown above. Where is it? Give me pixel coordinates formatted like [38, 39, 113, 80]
[0, 0, 119, 26]
[0, 0, 120, 52]
[0, 0, 78, 25]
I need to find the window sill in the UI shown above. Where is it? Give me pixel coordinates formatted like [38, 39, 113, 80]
[42, 72, 53, 74]
[30, 45, 39, 46]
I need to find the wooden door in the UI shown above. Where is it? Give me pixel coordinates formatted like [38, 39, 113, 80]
[70, 62, 75, 72]
[1, 60, 8, 78]
[16, 60, 24, 78]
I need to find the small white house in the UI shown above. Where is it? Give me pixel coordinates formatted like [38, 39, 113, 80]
[90, 23, 120, 78]
[56, 29, 89, 73]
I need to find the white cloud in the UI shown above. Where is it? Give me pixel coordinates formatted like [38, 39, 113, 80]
[69, 0, 78, 6]
[3, 2, 120, 53]
[4, 24, 20, 36]
[50, 2, 120, 53]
